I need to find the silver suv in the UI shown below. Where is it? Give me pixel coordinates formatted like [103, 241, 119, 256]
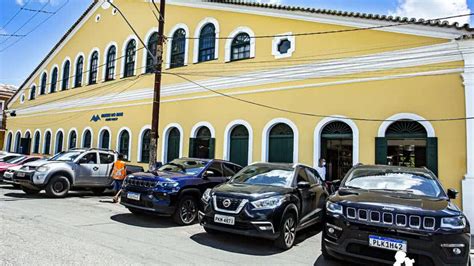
[14, 148, 117, 197]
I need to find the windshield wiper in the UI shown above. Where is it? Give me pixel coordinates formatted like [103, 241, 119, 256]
[370, 188, 414, 193]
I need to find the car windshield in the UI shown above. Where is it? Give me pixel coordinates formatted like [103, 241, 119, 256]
[343, 169, 445, 198]
[5, 156, 26, 164]
[230, 165, 294, 187]
[0, 155, 20, 162]
[158, 159, 207, 175]
[50, 151, 83, 162]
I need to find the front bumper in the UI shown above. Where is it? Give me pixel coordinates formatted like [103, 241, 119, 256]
[324, 215, 470, 265]
[120, 188, 177, 215]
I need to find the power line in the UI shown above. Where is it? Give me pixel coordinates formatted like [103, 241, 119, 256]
[20, 7, 56, 14]
[1, 0, 32, 28]
[0, 34, 26, 37]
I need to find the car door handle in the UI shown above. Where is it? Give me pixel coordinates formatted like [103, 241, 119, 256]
[93, 167, 99, 171]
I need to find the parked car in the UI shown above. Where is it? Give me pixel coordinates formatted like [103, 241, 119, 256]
[120, 158, 243, 225]
[322, 165, 470, 265]
[13, 148, 118, 197]
[0, 155, 42, 182]
[199, 162, 329, 249]
[0, 153, 22, 162]
[2, 165, 25, 188]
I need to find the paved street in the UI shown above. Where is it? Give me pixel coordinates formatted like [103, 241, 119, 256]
[0, 184, 341, 265]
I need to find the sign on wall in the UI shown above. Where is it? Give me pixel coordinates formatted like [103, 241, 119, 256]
[90, 112, 124, 122]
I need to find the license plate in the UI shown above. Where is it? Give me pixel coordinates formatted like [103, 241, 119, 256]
[127, 192, 140, 201]
[17, 172, 25, 177]
[369, 235, 407, 252]
[214, 214, 235, 225]
[4, 172, 12, 178]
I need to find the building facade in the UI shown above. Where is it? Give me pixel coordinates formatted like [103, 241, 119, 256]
[5, 0, 474, 217]
[0, 84, 18, 149]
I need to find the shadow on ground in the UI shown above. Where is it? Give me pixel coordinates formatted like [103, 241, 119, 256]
[1, 184, 115, 200]
[190, 226, 322, 256]
[314, 256, 347, 266]
[110, 213, 178, 228]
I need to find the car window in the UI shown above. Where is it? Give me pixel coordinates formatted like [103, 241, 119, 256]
[296, 167, 312, 185]
[158, 159, 207, 175]
[6, 156, 26, 164]
[207, 162, 224, 177]
[80, 152, 97, 164]
[223, 163, 238, 177]
[232, 164, 243, 173]
[99, 153, 115, 164]
[23, 158, 40, 164]
[305, 168, 320, 185]
[231, 165, 294, 187]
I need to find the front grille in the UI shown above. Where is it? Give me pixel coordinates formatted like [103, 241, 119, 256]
[126, 178, 157, 188]
[345, 207, 437, 230]
[21, 166, 36, 171]
[215, 196, 242, 211]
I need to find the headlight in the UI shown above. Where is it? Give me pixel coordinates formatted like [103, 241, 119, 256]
[326, 201, 343, 215]
[202, 188, 212, 202]
[441, 216, 466, 230]
[37, 166, 49, 172]
[251, 196, 284, 210]
[157, 180, 179, 189]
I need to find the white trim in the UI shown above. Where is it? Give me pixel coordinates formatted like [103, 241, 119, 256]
[67, 128, 78, 149]
[225, 26, 256, 62]
[13, 130, 22, 153]
[313, 116, 360, 167]
[137, 125, 151, 162]
[190, 121, 216, 138]
[29, 83, 37, 100]
[97, 126, 112, 149]
[223, 119, 253, 165]
[272, 33, 296, 59]
[261, 118, 299, 163]
[103, 41, 118, 81]
[377, 113, 436, 138]
[86, 47, 101, 84]
[142, 28, 158, 74]
[49, 64, 59, 93]
[24, 129, 32, 139]
[161, 123, 184, 163]
[19, 93, 25, 104]
[32, 129, 42, 153]
[43, 128, 52, 154]
[39, 70, 48, 95]
[81, 127, 94, 148]
[60, 57, 72, 90]
[54, 128, 65, 154]
[73, 52, 85, 87]
[116, 127, 132, 160]
[165, 23, 190, 69]
[121, 35, 138, 78]
[193, 17, 220, 63]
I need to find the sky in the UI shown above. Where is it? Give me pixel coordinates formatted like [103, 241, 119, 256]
[0, 0, 473, 87]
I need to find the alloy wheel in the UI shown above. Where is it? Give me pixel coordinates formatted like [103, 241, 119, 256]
[53, 181, 64, 193]
[180, 199, 197, 224]
[283, 216, 296, 247]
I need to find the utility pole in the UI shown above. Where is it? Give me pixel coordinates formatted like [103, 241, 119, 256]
[149, 0, 166, 170]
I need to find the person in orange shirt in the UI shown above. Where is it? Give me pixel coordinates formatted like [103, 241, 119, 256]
[112, 154, 127, 203]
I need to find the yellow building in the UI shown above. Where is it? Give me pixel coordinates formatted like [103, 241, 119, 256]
[5, 0, 474, 219]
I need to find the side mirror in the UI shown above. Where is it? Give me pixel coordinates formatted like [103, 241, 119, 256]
[77, 158, 87, 164]
[297, 181, 311, 189]
[203, 170, 214, 178]
[447, 188, 458, 199]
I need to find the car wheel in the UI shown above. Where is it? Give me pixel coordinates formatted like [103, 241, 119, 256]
[274, 212, 297, 250]
[128, 207, 146, 216]
[203, 226, 219, 235]
[21, 187, 40, 195]
[91, 188, 106, 195]
[45, 175, 70, 198]
[173, 195, 198, 226]
[321, 234, 334, 260]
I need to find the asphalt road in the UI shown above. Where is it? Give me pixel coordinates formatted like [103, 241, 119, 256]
[0, 184, 342, 266]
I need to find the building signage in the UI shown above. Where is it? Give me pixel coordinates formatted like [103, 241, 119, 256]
[90, 112, 124, 122]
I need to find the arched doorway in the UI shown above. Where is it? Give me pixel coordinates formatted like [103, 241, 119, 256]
[55, 131, 64, 154]
[321, 122, 353, 181]
[268, 123, 293, 163]
[118, 130, 130, 160]
[190, 126, 214, 159]
[83, 130, 92, 148]
[14, 132, 21, 153]
[44, 131, 51, 154]
[140, 129, 151, 163]
[5, 132, 12, 152]
[165, 128, 181, 163]
[69, 131, 77, 149]
[229, 125, 249, 166]
[99, 130, 110, 149]
[376, 120, 437, 174]
[33, 131, 41, 154]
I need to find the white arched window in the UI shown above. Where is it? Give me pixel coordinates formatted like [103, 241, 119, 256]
[166, 24, 190, 69]
[193, 18, 219, 63]
[116, 127, 132, 160]
[225, 27, 256, 62]
[161, 123, 184, 163]
[98, 127, 111, 149]
[223, 120, 253, 166]
[261, 118, 298, 163]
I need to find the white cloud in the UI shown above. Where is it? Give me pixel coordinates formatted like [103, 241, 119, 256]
[390, 0, 471, 25]
[254, 0, 283, 5]
[16, 0, 59, 6]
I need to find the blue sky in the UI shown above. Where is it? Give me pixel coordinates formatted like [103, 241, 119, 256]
[0, 0, 473, 87]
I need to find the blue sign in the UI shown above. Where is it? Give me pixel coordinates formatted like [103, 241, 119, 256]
[91, 112, 124, 122]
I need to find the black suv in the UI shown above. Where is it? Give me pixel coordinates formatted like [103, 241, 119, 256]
[199, 163, 329, 249]
[120, 158, 242, 225]
[322, 165, 470, 265]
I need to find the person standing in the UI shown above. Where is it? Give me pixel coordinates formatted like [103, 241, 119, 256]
[315, 158, 327, 181]
[112, 154, 127, 203]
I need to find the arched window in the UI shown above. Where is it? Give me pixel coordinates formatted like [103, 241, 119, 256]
[50, 67, 58, 93]
[320, 122, 353, 181]
[62, 60, 70, 90]
[105, 46, 116, 81]
[268, 123, 294, 163]
[190, 126, 214, 159]
[5, 132, 12, 152]
[33, 131, 41, 153]
[231, 33, 251, 61]
[29, 85, 36, 100]
[229, 125, 249, 166]
[140, 129, 151, 163]
[146, 32, 158, 73]
[165, 127, 180, 163]
[14, 132, 21, 153]
[124, 40, 136, 77]
[40, 73, 47, 95]
[198, 24, 216, 62]
[99, 129, 110, 149]
[89, 51, 99, 84]
[83, 129, 92, 148]
[75, 56, 84, 87]
[69, 130, 77, 149]
[55, 131, 64, 154]
[170, 29, 186, 68]
[44, 131, 51, 154]
[118, 130, 130, 160]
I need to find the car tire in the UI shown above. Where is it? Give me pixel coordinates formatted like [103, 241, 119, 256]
[21, 187, 40, 195]
[91, 188, 106, 195]
[274, 212, 297, 250]
[128, 207, 146, 216]
[321, 235, 334, 260]
[203, 226, 220, 235]
[45, 175, 70, 198]
[172, 195, 198, 226]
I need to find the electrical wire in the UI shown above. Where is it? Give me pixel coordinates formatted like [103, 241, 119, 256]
[1, 0, 32, 29]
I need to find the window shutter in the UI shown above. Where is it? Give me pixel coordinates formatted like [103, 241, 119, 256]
[426, 137, 438, 176]
[189, 138, 196, 157]
[375, 137, 387, 165]
[209, 138, 216, 159]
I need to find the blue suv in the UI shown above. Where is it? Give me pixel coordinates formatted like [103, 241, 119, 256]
[120, 158, 243, 225]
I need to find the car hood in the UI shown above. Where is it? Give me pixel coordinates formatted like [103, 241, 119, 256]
[23, 159, 49, 168]
[331, 188, 459, 213]
[0, 163, 15, 169]
[6, 165, 22, 171]
[213, 182, 293, 200]
[129, 171, 194, 181]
